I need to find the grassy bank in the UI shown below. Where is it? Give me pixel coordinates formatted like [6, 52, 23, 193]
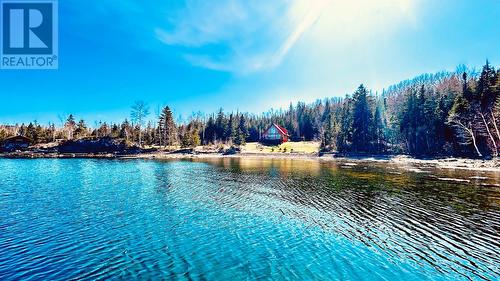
[240, 141, 320, 154]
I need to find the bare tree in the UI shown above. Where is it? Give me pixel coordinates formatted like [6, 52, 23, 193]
[130, 101, 150, 147]
[479, 111, 498, 156]
[448, 113, 482, 157]
[492, 97, 500, 142]
[448, 93, 483, 157]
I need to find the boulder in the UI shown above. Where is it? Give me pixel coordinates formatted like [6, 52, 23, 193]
[57, 137, 138, 154]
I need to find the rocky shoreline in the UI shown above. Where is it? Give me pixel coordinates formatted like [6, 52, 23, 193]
[2, 151, 499, 172]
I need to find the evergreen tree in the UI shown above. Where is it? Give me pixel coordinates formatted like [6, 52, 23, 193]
[74, 119, 88, 139]
[65, 114, 76, 140]
[1, 61, 498, 159]
[192, 128, 201, 147]
[158, 106, 176, 147]
[26, 123, 36, 142]
[321, 113, 335, 151]
[351, 85, 373, 152]
[204, 115, 217, 144]
[111, 124, 120, 138]
[336, 97, 353, 152]
[448, 77, 483, 157]
[234, 115, 248, 145]
[120, 119, 132, 141]
[97, 122, 110, 137]
[373, 99, 386, 153]
[215, 109, 226, 142]
[226, 113, 237, 143]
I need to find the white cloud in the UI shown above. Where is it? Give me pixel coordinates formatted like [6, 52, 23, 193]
[78, 0, 419, 74]
[155, 0, 418, 74]
[155, 0, 329, 73]
[155, 1, 251, 47]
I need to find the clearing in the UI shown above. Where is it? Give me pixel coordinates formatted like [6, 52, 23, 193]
[241, 141, 320, 154]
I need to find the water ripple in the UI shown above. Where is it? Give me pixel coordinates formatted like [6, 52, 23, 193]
[0, 158, 499, 280]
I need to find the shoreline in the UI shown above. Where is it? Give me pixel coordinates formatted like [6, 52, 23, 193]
[1, 151, 499, 172]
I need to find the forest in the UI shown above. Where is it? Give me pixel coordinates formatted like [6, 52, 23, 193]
[1, 62, 499, 158]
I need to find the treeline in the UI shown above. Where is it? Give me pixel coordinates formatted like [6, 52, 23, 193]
[1, 62, 499, 158]
[322, 62, 500, 157]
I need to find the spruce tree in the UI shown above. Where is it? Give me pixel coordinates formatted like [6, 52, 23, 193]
[321, 113, 335, 151]
[234, 115, 248, 145]
[158, 106, 176, 147]
[351, 85, 373, 152]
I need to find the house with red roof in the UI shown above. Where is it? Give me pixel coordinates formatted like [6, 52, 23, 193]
[261, 124, 290, 144]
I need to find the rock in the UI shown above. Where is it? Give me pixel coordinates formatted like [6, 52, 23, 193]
[57, 137, 139, 154]
[223, 146, 241, 155]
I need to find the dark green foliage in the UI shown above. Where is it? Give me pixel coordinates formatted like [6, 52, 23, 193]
[74, 119, 88, 139]
[158, 106, 176, 146]
[234, 115, 248, 146]
[321, 113, 335, 151]
[2, 62, 498, 159]
[373, 99, 386, 153]
[351, 85, 373, 152]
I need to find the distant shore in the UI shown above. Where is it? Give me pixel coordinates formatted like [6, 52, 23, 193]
[2, 151, 499, 172]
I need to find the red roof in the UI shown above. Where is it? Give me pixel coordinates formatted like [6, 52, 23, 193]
[274, 124, 289, 136]
[263, 124, 289, 137]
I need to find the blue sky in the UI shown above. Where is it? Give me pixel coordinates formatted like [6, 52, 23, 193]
[1, 0, 499, 125]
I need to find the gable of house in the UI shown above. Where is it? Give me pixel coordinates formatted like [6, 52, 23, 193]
[263, 125, 282, 140]
[262, 124, 290, 141]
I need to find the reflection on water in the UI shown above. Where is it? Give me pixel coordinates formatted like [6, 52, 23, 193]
[0, 158, 498, 280]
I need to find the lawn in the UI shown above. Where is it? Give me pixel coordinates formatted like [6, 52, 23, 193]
[241, 141, 320, 154]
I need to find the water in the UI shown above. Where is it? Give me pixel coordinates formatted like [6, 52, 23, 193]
[0, 158, 499, 280]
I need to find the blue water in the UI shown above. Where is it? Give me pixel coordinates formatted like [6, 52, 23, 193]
[0, 158, 498, 280]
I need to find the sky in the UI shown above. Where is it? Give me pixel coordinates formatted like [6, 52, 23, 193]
[0, 0, 499, 125]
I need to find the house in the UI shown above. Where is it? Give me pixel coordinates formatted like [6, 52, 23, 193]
[0, 135, 32, 152]
[261, 124, 290, 144]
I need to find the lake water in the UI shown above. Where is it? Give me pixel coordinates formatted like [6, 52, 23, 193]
[0, 158, 499, 280]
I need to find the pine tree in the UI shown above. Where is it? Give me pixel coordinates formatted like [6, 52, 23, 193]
[26, 123, 36, 142]
[336, 96, 353, 152]
[448, 78, 483, 157]
[65, 114, 76, 140]
[192, 128, 201, 147]
[476, 62, 499, 156]
[215, 109, 226, 142]
[351, 85, 373, 152]
[321, 113, 335, 151]
[75, 119, 88, 139]
[158, 106, 176, 147]
[234, 115, 248, 145]
[204, 115, 216, 144]
[111, 124, 120, 138]
[226, 113, 237, 143]
[120, 119, 132, 141]
[373, 99, 386, 153]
